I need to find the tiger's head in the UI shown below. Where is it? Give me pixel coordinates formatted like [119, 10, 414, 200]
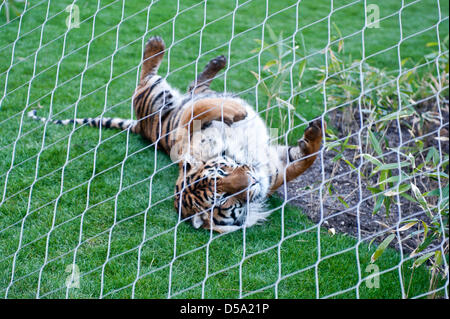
[174, 156, 268, 233]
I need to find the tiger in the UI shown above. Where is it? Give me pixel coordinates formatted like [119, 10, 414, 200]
[28, 36, 325, 233]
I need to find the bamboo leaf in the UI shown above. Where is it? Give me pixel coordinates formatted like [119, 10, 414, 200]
[398, 221, 417, 232]
[372, 194, 384, 215]
[368, 129, 383, 156]
[263, 59, 278, 71]
[434, 250, 443, 267]
[373, 161, 410, 174]
[378, 107, 416, 122]
[298, 59, 307, 80]
[412, 252, 434, 268]
[266, 24, 278, 45]
[275, 97, 295, 110]
[375, 174, 402, 186]
[362, 154, 382, 167]
[250, 71, 271, 98]
[384, 196, 391, 217]
[270, 69, 289, 93]
[400, 192, 417, 203]
[378, 169, 388, 191]
[384, 183, 411, 196]
[337, 196, 349, 208]
[343, 158, 356, 170]
[338, 84, 360, 96]
[371, 234, 396, 263]
[411, 183, 433, 217]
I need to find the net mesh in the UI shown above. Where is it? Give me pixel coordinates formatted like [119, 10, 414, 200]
[0, 0, 448, 299]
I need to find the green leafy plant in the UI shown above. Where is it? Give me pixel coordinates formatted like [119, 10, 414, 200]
[266, 24, 449, 297]
[250, 25, 308, 142]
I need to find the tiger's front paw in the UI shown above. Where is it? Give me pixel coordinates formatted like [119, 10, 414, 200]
[298, 119, 325, 155]
[232, 108, 247, 122]
[217, 101, 247, 125]
[222, 109, 247, 126]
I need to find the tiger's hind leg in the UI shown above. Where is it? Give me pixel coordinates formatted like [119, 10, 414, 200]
[188, 55, 227, 95]
[134, 36, 182, 143]
[140, 36, 165, 81]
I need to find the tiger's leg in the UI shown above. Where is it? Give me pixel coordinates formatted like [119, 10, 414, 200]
[188, 55, 227, 95]
[140, 36, 165, 81]
[170, 98, 248, 158]
[269, 119, 325, 193]
[178, 98, 247, 136]
[134, 36, 181, 142]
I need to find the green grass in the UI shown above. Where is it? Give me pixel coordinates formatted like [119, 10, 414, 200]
[0, 0, 448, 298]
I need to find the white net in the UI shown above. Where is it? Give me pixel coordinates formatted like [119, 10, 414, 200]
[0, 0, 448, 299]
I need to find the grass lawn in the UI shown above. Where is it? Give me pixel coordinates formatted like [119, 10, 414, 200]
[0, 0, 448, 298]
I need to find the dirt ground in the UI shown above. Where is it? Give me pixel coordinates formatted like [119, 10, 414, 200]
[278, 100, 449, 254]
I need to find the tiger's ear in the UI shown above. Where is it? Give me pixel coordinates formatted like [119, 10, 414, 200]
[181, 162, 192, 171]
[178, 160, 193, 173]
[178, 157, 203, 174]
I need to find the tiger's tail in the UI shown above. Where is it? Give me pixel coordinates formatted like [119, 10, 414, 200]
[27, 109, 138, 132]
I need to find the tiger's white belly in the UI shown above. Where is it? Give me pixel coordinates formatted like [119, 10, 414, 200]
[171, 96, 284, 230]
[189, 97, 280, 204]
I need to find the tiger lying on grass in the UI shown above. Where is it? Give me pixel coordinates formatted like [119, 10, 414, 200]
[28, 36, 325, 233]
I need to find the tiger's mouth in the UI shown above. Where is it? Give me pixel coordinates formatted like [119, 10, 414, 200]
[246, 171, 266, 202]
